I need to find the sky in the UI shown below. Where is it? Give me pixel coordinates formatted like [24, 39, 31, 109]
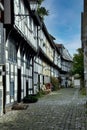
[42, 0, 83, 56]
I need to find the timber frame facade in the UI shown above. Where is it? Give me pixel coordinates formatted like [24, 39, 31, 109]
[56, 44, 72, 87]
[0, 0, 72, 115]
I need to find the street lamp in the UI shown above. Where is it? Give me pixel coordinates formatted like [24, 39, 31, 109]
[29, 0, 38, 10]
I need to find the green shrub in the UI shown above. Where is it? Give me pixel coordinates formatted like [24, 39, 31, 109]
[85, 110, 87, 114]
[80, 88, 86, 96]
[51, 77, 59, 91]
[23, 95, 38, 103]
[37, 90, 48, 98]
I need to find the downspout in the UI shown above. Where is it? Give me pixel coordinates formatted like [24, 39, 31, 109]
[3, 65, 6, 114]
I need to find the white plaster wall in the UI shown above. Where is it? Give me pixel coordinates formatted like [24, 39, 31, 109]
[17, 48, 21, 67]
[6, 75, 9, 92]
[6, 95, 10, 104]
[74, 79, 80, 88]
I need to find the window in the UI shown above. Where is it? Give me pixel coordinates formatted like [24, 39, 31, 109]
[21, 50, 24, 66]
[26, 59, 30, 68]
[26, 54, 31, 68]
[33, 25, 37, 39]
[34, 73, 38, 84]
[10, 80, 14, 97]
[24, 9, 28, 25]
[8, 39, 17, 62]
[29, 16, 32, 31]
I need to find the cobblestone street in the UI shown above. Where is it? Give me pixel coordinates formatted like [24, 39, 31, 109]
[0, 88, 87, 130]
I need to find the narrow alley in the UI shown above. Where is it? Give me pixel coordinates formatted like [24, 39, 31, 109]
[0, 88, 87, 130]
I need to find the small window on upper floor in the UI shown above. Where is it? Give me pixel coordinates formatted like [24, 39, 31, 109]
[33, 25, 37, 39]
[29, 16, 33, 32]
[10, 80, 14, 98]
[26, 54, 31, 69]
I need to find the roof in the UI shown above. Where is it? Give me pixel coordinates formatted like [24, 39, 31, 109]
[56, 43, 73, 62]
[56, 44, 63, 48]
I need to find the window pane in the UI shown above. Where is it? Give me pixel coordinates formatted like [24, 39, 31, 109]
[10, 81, 14, 97]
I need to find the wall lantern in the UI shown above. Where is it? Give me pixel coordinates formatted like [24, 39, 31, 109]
[29, 0, 38, 10]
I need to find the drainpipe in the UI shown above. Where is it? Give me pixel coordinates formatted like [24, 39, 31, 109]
[3, 65, 6, 114]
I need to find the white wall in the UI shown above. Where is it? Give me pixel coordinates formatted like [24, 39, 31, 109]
[74, 79, 80, 88]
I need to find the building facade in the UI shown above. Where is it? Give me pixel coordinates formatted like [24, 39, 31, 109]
[0, 0, 72, 115]
[56, 44, 73, 87]
[81, 0, 87, 91]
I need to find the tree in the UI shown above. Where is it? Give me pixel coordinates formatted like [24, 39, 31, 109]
[72, 48, 84, 79]
[37, 0, 49, 19]
[72, 48, 84, 88]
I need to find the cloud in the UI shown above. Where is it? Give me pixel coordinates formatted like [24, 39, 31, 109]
[55, 34, 81, 57]
[65, 36, 81, 56]
[42, 0, 83, 57]
[43, 0, 82, 32]
[42, 0, 59, 23]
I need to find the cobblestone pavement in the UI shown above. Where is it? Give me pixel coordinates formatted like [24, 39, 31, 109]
[0, 88, 87, 130]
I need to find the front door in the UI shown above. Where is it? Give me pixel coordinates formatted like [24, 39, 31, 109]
[17, 69, 21, 103]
